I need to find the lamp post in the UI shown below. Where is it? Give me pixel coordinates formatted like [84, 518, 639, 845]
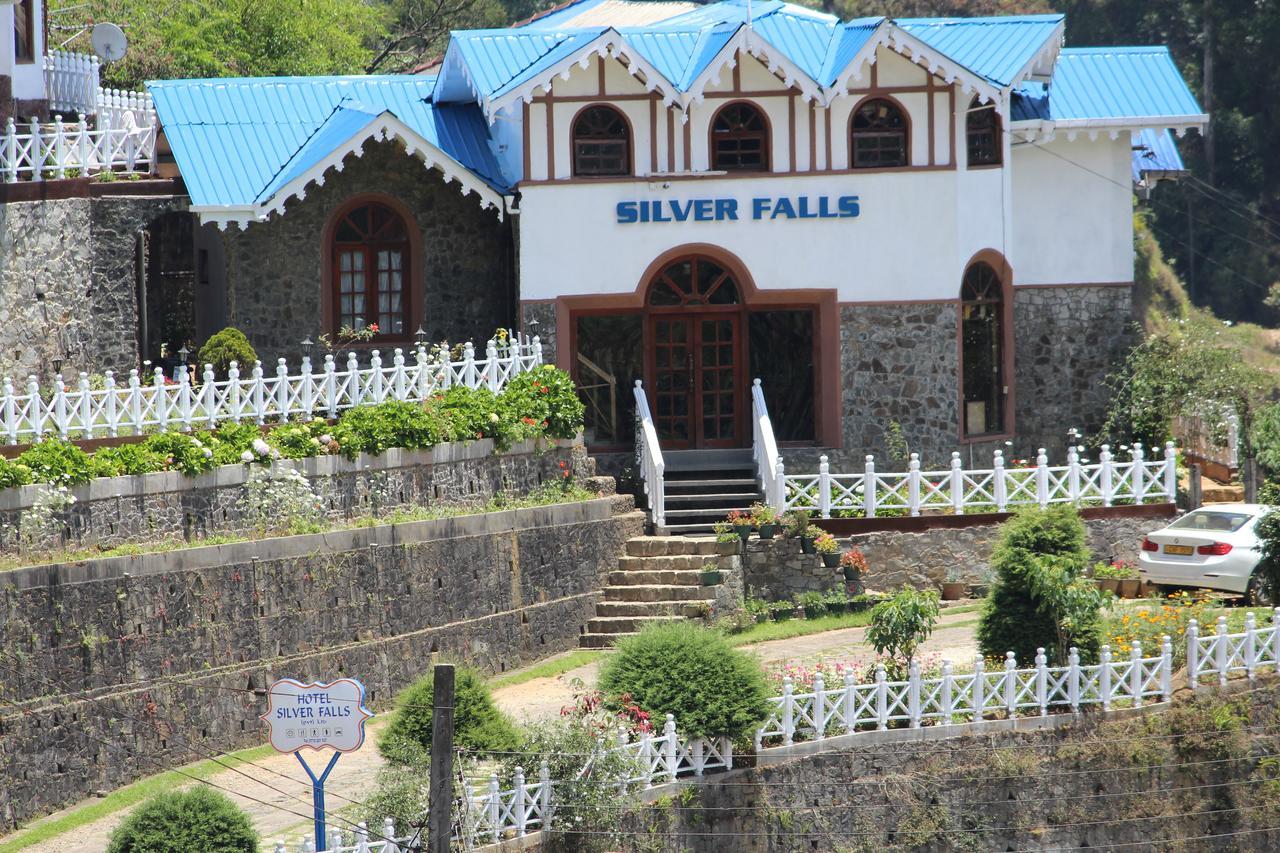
[300, 337, 314, 360]
[414, 326, 427, 350]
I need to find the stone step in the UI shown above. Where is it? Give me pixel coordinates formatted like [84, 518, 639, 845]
[604, 584, 714, 602]
[615, 554, 708, 572]
[664, 492, 761, 505]
[587, 615, 686, 634]
[663, 506, 759, 518]
[580, 632, 627, 648]
[625, 536, 727, 557]
[660, 522, 720, 535]
[608, 568, 705, 586]
[595, 600, 689, 618]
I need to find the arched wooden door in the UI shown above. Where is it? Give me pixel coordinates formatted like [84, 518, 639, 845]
[645, 256, 745, 449]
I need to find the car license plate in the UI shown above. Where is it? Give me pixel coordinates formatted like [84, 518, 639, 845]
[1164, 544, 1194, 556]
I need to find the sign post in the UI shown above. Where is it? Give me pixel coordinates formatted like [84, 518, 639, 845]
[261, 678, 373, 851]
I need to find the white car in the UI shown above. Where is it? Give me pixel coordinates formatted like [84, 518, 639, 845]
[1136, 504, 1273, 603]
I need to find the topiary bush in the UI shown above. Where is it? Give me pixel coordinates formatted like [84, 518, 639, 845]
[198, 327, 258, 375]
[977, 506, 1103, 664]
[497, 365, 585, 440]
[16, 439, 92, 485]
[597, 621, 771, 741]
[379, 665, 520, 764]
[105, 787, 257, 853]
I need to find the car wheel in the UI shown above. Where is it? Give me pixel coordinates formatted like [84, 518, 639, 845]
[1247, 573, 1274, 607]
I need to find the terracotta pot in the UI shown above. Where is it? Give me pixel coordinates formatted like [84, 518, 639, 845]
[820, 552, 840, 569]
[1098, 578, 1120, 595]
[941, 582, 967, 601]
[1118, 578, 1141, 599]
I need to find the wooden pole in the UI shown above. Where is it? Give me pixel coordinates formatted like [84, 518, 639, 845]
[427, 664, 455, 853]
[1245, 458, 1259, 504]
[1189, 463, 1203, 510]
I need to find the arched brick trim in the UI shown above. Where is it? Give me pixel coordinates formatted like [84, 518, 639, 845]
[569, 103, 634, 177]
[848, 93, 912, 169]
[707, 100, 773, 173]
[320, 193, 425, 343]
[957, 248, 1015, 442]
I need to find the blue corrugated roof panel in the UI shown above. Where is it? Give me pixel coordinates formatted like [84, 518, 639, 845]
[818, 17, 883, 85]
[1047, 47, 1204, 121]
[449, 29, 590, 98]
[895, 14, 1062, 87]
[753, 10, 838, 82]
[1132, 127, 1185, 182]
[150, 75, 509, 210]
[620, 27, 704, 85]
[490, 29, 609, 98]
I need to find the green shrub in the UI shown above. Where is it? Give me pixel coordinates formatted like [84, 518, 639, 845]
[105, 787, 257, 853]
[597, 621, 770, 740]
[204, 422, 262, 465]
[266, 420, 329, 459]
[866, 586, 940, 674]
[1255, 510, 1280, 602]
[976, 506, 1103, 664]
[142, 432, 216, 476]
[334, 400, 454, 459]
[89, 443, 166, 477]
[498, 365, 585, 439]
[0, 458, 33, 489]
[198, 327, 258, 375]
[379, 665, 520, 763]
[16, 439, 92, 485]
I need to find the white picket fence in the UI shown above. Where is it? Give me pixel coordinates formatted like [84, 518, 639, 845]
[1, 336, 543, 444]
[772, 443, 1178, 518]
[44, 50, 101, 117]
[1188, 609, 1280, 688]
[2, 113, 156, 181]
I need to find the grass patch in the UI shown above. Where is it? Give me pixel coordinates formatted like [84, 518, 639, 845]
[487, 650, 602, 691]
[942, 603, 982, 616]
[730, 610, 875, 645]
[0, 743, 280, 852]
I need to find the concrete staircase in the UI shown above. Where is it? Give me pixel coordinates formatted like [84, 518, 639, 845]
[660, 448, 764, 535]
[580, 535, 734, 648]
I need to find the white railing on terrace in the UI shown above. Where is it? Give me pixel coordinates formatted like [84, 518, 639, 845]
[96, 87, 155, 129]
[776, 443, 1178, 518]
[634, 380, 666, 528]
[1188, 610, 1280, 688]
[3, 114, 156, 182]
[43, 51, 100, 116]
[751, 379, 784, 510]
[1173, 410, 1239, 471]
[756, 641, 1174, 749]
[0, 335, 542, 444]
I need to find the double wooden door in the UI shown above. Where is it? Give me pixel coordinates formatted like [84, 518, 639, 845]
[649, 313, 742, 448]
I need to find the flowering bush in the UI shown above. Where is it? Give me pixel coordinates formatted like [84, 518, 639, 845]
[497, 365, 584, 439]
[0, 458, 33, 489]
[813, 532, 839, 554]
[840, 548, 868, 573]
[768, 653, 949, 692]
[16, 484, 77, 548]
[1105, 590, 1214, 666]
[237, 467, 321, 533]
[16, 439, 93, 485]
[1093, 560, 1138, 580]
[267, 420, 332, 459]
[142, 432, 216, 477]
[89, 443, 166, 477]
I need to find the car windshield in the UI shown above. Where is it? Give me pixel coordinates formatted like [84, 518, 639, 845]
[1167, 510, 1256, 533]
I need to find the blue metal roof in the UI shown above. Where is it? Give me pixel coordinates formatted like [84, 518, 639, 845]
[1132, 128, 1185, 182]
[818, 17, 883, 86]
[753, 9, 839, 83]
[895, 14, 1062, 87]
[149, 75, 511, 211]
[1011, 47, 1204, 125]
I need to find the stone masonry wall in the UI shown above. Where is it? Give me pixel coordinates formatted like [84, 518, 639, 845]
[0, 499, 643, 827]
[741, 509, 1172, 601]
[0, 193, 186, 384]
[0, 436, 588, 553]
[221, 140, 513, 365]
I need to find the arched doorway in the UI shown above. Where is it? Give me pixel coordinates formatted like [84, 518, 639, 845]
[646, 255, 744, 448]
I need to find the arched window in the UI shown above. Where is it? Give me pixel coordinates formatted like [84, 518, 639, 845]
[851, 98, 908, 168]
[966, 96, 1001, 167]
[330, 202, 410, 337]
[710, 103, 769, 172]
[647, 256, 740, 306]
[960, 262, 1006, 437]
[572, 106, 631, 176]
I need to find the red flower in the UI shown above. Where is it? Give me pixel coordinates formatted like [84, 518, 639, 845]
[368, 323, 380, 333]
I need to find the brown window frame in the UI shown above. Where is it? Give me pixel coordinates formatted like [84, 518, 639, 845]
[328, 201, 413, 342]
[709, 101, 771, 173]
[959, 260, 1010, 439]
[571, 104, 632, 177]
[850, 97, 909, 169]
[966, 96, 1002, 167]
[14, 0, 36, 63]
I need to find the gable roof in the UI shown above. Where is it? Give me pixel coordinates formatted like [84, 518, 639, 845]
[150, 75, 509, 227]
[1132, 127, 1186, 185]
[895, 14, 1063, 87]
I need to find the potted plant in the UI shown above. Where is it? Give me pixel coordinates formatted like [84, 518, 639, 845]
[727, 509, 752, 542]
[839, 548, 868, 581]
[796, 591, 826, 620]
[785, 510, 816, 553]
[822, 587, 849, 614]
[769, 600, 796, 622]
[1112, 560, 1141, 599]
[699, 561, 723, 586]
[744, 596, 770, 624]
[941, 567, 968, 601]
[712, 520, 741, 554]
[814, 532, 840, 568]
[1091, 561, 1125, 596]
[751, 502, 780, 540]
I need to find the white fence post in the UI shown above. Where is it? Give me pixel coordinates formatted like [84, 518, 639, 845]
[153, 367, 168, 431]
[1067, 647, 1081, 713]
[862, 455, 875, 518]
[1160, 635, 1173, 702]
[1035, 648, 1048, 716]
[1216, 615, 1229, 687]
[392, 348, 407, 400]
[1100, 645, 1113, 711]
[663, 715, 678, 784]
[875, 665, 889, 730]
[275, 359, 289, 421]
[950, 452, 964, 515]
[843, 672, 857, 733]
[907, 453, 921, 516]
[818, 455, 832, 519]
[487, 774, 501, 844]
[1003, 652, 1017, 718]
[324, 355, 338, 418]
[1035, 448, 1049, 507]
[513, 766, 527, 834]
[1100, 445, 1114, 506]
[972, 655, 986, 719]
[1067, 444, 1081, 504]
[1129, 641, 1143, 708]
[940, 660, 954, 723]
[1187, 619, 1200, 689]
[382, 818, 398, 853]
[993, 450, 1007, 512]
[1164, 441, 1178, 501]
[812, 673, 827, 741]
[103, 371, 118, 437]
[486, 339, 500, 392]
[773, 460, 786, 514]
[908, 660, 921, 728]
[52, 374, 68, 438]
[540, 763, 552, 830]
[1131, 443, 1145, 502]
[1245, 612, 1258, 682]
[78, 373, 91, 437]
[781, 677, 795, 745]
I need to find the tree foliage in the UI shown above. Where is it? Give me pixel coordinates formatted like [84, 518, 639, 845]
[865, 585, 940, 672]
[105, 788, 257, 853]
[379, 665, 521, 764]
[977, 506, 1103, 664]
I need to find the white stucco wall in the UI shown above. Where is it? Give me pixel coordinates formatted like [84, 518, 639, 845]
[0, 1, 46, 102]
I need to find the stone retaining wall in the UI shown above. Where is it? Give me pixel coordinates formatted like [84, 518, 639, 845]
[0, 436, 587, 553]
[740, 509, 1172, 600]
[0, 498, 643, 828]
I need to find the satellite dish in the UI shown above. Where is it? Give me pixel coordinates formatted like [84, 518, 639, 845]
[91, 23, 128, 63]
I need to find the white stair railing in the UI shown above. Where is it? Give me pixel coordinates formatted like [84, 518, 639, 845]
[633, 380, 666, 528]
[751, 379, 784, 514]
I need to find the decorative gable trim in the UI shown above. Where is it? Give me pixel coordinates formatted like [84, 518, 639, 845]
[882, 24, 1003, 106]
[682, 26, 825, 107]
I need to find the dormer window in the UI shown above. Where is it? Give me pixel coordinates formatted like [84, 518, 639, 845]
[14, 0, 35, 62]
[572, 106, 631, 177]
[966, 96, 1002, 167]
[851, 98, 908, 168]
[710, 103, 769, 172]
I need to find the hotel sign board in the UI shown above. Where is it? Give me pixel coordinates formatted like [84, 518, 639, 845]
[616, 194, 860, 224]
[260, 677, 373, 753]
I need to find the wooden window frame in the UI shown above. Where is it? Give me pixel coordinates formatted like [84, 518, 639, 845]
[14, 0, 36, 64]
[570, 104, 633, 177]
[957, 253, 1015, 442]
[709, 101, 772, 173]
[850, 96, 910, 169]
[966, 96, 1002, 168]
[321, 195, 423, 345]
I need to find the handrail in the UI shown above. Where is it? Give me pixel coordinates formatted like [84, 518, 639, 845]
[633, 380, 665, 528]
[751, 378, 784, 513]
